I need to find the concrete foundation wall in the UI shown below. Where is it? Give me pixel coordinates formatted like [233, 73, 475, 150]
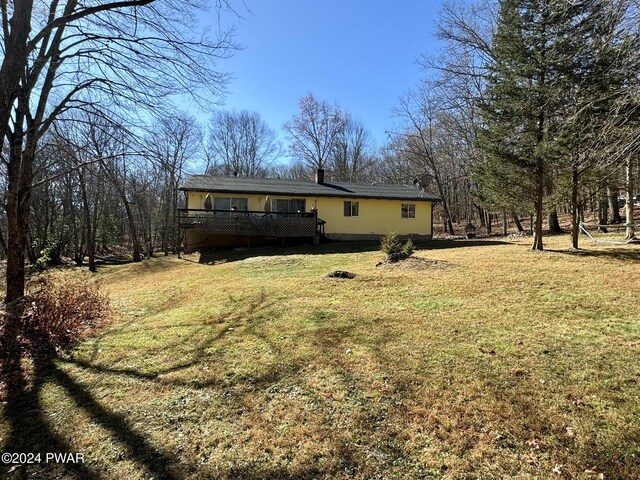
[325, 233, 433, 242]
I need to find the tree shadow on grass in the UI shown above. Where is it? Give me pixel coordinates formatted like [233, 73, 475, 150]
[547, 247, 640, 262]
[50, 364, 181, 479]
[0, 288, 263, 479]
[59, 321, 232, 389]
[423, 239, 511, 250]
[2, 348, 185, 479]
[2, 360, 100, 479]
[2, 277, 402, 479]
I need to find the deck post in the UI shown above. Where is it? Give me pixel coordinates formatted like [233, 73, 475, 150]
[183, 227, 188, 255]
[313, 210, 319, 246]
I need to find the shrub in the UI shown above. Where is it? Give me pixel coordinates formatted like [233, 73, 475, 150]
[380, 232, 415, 262]
[402, 239, 415, 258]
[18, 270, 110, 357]
[380, 231, 403, 257]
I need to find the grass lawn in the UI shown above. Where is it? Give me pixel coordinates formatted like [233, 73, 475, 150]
[2, 236, 640, 479]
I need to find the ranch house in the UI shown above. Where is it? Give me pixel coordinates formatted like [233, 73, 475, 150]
[178, 170, 439, 251]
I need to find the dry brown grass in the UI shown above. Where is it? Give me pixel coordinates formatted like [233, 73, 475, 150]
[1, 236, 639, 479]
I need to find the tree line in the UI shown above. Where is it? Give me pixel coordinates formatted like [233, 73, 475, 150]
[2, 0, 640, 307]
[419, 0, 640, 250]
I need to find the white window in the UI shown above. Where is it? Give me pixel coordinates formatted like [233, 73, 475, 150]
[272, 198, 306, 213]
[344, 201, 359, 217]
[214, 197, 248, 215]
[213, 197, 228, 210]
[401, 203, 416, 219]
[231, 197, 248, 211]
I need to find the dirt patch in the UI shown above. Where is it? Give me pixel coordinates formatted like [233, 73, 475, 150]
[241, 256, 302, 266]
[325, 270, 356, 279]
[376, 257, 455, 271]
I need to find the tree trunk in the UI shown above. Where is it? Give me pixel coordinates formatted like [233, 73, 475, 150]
[532, 162, 544, 251]
[163, 186, 171, 255]
[477, 206, 486, 227]
[502, 210, 508, 236]
[90, 201, 99, 268]
[512, 213, 524, 232]
[5, 203, 27, 303]
[441, 196, 455, 235]
[5, 104, 31, 303]
[123, 196, 142, 262]
[532, 208, 544, 250]
[141, 199, 154, 259]
[0, 1, 33, 144]
[66, 177, 83, 265]
[0, 227, 7, 260]
[485, 211, 492, 234]
[571, 166, 579, 249]
[429, 169, 455, 235]
[625, 158, 636, 240]
[147, 216, 153, 259]
[171, 176, 178, 254]
[608, 185, 622, 224]
[79, 171, 96, 272]
[597, 191, 608, 233]
[100, 159, 142, 262]
[548, 209, 563, 234]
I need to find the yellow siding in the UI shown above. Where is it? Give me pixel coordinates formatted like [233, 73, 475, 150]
[185, 191, 432, 236]
[186, 191, 267, 211]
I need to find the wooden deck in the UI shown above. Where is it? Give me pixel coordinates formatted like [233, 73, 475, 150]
[178, 209, 319, 239]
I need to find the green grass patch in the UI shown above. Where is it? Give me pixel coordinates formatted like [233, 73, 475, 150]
[2, 236, 640, 479]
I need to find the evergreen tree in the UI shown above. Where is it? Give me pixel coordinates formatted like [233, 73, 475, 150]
[552, 1, 639, 248]
[477, 0, 557, 250]
[477, 0, 617, 250]
[477, 0, 640, 250]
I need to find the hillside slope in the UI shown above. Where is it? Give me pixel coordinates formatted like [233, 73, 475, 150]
[2, 237, 639, 479]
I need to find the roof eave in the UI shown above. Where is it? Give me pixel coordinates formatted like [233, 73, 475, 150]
[178, 186, 438, 202]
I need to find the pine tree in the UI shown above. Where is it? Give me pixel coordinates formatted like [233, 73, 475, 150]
[552, 1, 639, 248]
[477, 0, 639, 250]
[477, 0, 559, 250]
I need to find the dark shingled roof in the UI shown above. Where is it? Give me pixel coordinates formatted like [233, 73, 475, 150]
[179, 175, 440, 202]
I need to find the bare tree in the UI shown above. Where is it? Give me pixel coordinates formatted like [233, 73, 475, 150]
[418, 0, 498, 232]
[392, 88, 456, 234]
[205, 109, 280, 177]
[148, 113, 202, 254]
[0, 2, 238, 397]
[284, 94, 347, 171]
[268, 160, 311, 180]
[0, 0, 237, 306]
[329, 117, 376, 182]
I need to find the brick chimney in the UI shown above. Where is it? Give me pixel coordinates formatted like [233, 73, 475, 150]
[315, 168, 325, 184]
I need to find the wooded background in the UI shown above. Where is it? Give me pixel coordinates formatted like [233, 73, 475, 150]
[1, 0, 639, 302]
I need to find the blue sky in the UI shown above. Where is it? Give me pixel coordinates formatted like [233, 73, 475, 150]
[203, 1, 445, 150]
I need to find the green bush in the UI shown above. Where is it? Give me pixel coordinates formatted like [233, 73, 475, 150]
[402, 239, 415, 257]
[380, 231, 403, 256]
[380, 232, 415, 262]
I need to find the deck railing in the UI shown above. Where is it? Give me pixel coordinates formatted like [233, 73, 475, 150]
[178, 208, 318, 238]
